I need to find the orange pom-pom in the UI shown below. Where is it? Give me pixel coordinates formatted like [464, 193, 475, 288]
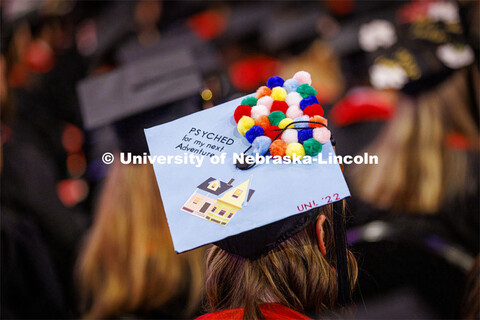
[256, 86, 271, 99]
[269, 139, 287, 157]
[255, 115, 271, 130]
[309, 115, 328, 128]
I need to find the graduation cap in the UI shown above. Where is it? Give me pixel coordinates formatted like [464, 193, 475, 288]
[329, 87, 396, 157]
[258, 4, 323, 53]
[116, 25, 218, 76]
[77, 47, 202, 153]
[357, 0, 475, 94]
[145, 71, 353, 306]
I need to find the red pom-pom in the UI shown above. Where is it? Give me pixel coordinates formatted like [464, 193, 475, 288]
[234, 105, 252, 123]
[264, 126, 281, 141]
[270, 101, 289, 114]
[303, 104, 324, 117]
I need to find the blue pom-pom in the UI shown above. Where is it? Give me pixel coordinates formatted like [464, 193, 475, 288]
[267, 76, 285, 89]
[300, 95, 319, 110]
[294, 115, 310, 128]
[252, 136, 272, 154]
[283, 79, 300, 93]
[298, 129, 313, 143]
[246, 125, 265, 143]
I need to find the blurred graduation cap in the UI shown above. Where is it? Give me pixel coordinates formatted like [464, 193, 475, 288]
[77, 47, 202, 154]
[116, 25, 218, 76]
[78, 1, 218, 76]
[145, 71, 353, 306]
[329, 87, 396, 157]
[327, 0, 478, 156]
[259, 4, 323, 53]
[357, 0, 475, 94]
[216, 3, 271, 43]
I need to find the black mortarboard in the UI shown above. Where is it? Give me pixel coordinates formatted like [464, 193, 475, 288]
[116, 25, 218, 76]
[356, 0, 475, 94]
[77, 47, 202, 154]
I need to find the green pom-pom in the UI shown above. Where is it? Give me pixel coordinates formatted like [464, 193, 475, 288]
[297, 84, 317, 98]
[241, 96, 258, 107]
[303, 138, 322, 156]
[268, 111, 286, 127]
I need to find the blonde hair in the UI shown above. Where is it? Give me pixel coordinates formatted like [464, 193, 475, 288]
[76, 162, 204, 319]
[205, 203, 357, 319]
[351, 68, 479, 213]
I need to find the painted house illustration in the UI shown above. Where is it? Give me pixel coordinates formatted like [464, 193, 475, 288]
[181, 177, 255, 225]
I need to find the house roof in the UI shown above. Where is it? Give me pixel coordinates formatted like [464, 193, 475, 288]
[197, 177, 232, 196]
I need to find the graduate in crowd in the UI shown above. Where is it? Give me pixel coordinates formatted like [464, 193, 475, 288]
[1, 48, 69, 318]
[144, 71, 358, 319]
[1, 6, 90, 317]
[331, 1, 479, 317]
[76, 162, 205, 319]
[75, 48, 207, 319]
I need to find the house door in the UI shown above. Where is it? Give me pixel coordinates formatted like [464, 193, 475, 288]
[199, 202, 211, 213]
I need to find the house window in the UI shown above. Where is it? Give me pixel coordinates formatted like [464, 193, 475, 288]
[193, 197, 200, 204]
[210, 206, 217, 213]
[228, 212, 234, 218]
[218, 208, 227, 216]
[207, 180, 219, 191]
[232, 189, 243, 198]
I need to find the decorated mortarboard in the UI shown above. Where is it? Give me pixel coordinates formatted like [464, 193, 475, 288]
[357, 0, 475, 93]
[145, 71, 353, 305]
[77, 47, 202, 153]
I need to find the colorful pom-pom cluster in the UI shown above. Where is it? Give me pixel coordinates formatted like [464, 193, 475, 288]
[234, 71, 331, 159]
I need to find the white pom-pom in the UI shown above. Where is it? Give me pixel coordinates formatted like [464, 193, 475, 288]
[293, 71, 312, 85]
[285, 92, 302, 107]
[313, 127, 331, 144]
[286, 105, 303, 119]
[281, 129, 298, 144]
[256, 96, 274, 110]
[250, 105, 270, 120]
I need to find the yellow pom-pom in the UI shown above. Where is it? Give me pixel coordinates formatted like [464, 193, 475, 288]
[278, 118, 294, 130]
[285, 143, 305, 159]
[271, 86, 287, 101]
[237, 116, 255, 136]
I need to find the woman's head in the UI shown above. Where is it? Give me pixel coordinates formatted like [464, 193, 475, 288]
[76, 162, 204, 319]
[204, 203, 357, 319]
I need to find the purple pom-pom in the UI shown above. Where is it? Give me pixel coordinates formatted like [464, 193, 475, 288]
[300, 95, 319, 110]
[267, 76, 285, 89]
[298, 128, 313, 143]
[246, 125, 265, 143]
